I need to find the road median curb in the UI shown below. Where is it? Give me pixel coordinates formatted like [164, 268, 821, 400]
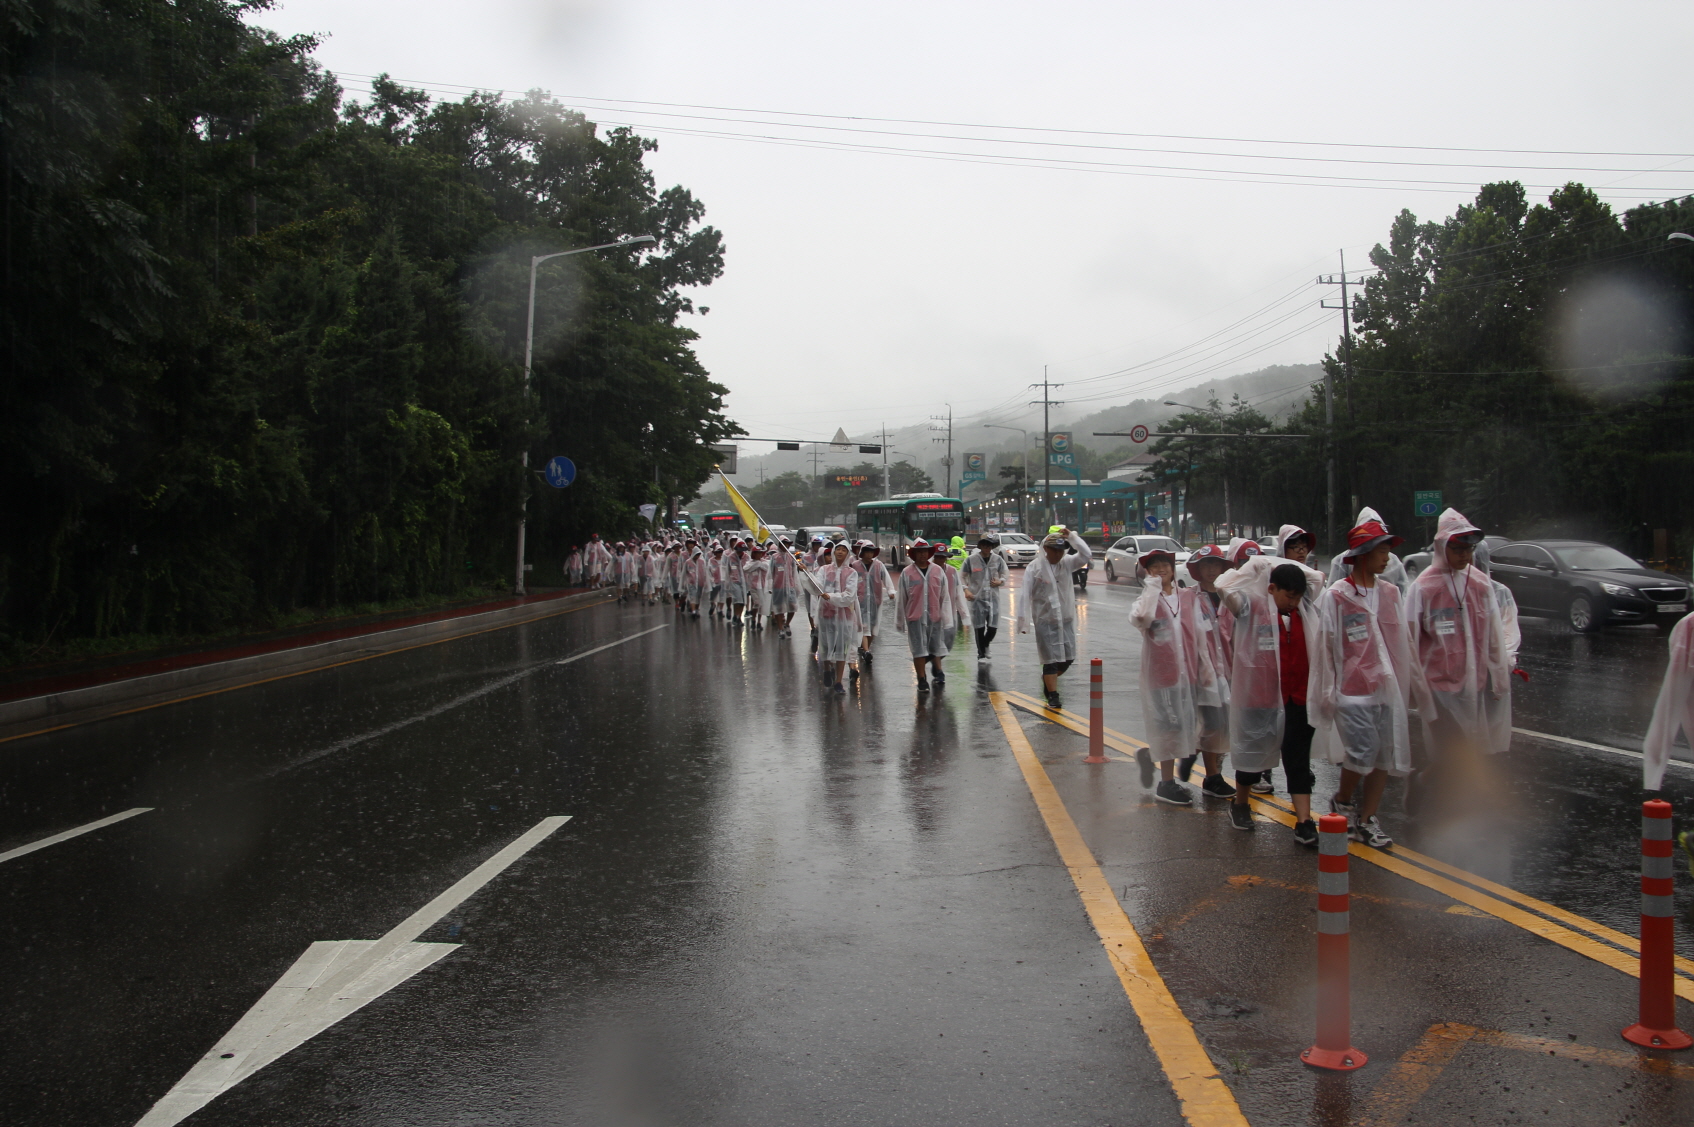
[0, 589, 615, 744]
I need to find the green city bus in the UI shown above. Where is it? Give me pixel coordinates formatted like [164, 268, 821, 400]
[856, 494, 966, 563]
[696, 510, 742, 539]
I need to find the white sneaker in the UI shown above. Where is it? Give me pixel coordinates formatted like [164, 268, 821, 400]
[1356, 815, 1393, 851]
[977, 655, 990, 664]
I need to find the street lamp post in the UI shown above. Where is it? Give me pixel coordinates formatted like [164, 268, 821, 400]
[983, 423, 1030, 534]
[514, 234, 656, 595]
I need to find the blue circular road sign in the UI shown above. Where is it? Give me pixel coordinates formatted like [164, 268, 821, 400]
[544, 456, 577, 489]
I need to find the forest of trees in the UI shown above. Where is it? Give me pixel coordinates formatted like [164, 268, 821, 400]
[0, 0, 738, 653]
[1148, 182, 1694, 561]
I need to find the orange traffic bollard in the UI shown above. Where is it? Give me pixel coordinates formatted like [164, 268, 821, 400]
[1622, 799, 1691, 1049]
[1303, 813, 1367, 1070]
[1085, 659, 1107, 763]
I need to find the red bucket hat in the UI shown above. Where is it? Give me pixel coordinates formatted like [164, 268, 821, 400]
[1343, 519, 1404, 558]
[1186, 543, 1229, 576]
[1228, 540, 1263, 565]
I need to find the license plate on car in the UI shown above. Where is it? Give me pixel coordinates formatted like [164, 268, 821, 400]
[1659, 604, 1688, 613]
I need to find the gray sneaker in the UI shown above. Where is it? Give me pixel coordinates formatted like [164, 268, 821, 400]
[1356, 815, 1393, 850]
[1155, 780, 1193, 806]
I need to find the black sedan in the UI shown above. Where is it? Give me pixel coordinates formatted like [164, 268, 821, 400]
[1488, 540, 1691, 633]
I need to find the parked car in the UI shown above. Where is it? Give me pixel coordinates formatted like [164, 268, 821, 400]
[1101, 535, 1194, 587]
[1403, 534, 1508, 579]
[995, 532, 1040, 567]
[1256, 537, 1281, 556]
[1487, 540, 1691, 632]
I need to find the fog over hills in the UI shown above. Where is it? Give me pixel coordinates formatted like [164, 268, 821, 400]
[723, 363, 1322, 498]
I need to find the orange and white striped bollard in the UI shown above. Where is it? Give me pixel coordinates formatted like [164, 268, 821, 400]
[1303, 813, 1367, 1070]
[1085, 658, 1107, 763]
[1622, 799, 1691, 1049]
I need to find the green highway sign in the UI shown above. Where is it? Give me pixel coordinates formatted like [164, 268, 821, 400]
[1413, 490, 1442, 518]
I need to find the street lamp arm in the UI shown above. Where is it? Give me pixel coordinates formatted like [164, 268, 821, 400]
[532, 234, 657, 267]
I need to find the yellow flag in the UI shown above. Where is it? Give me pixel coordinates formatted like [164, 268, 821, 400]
[720, 474, 772, 544]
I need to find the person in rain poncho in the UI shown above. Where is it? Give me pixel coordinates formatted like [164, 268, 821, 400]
[745, 544, 772, 630]
[1328, 506, 1410, 595]
[1403, 508, 1513, 815]
[1645, 613, 1694, 801]
[812, 540, 863, 693]
[894, 538, 964, 692]
[707, 545, 725, 617]
[768, 536, 800, 638]
[853, 541, 893, 667]
[961, 535, 1010, 664]
[1277, 525, 1319, 567]
[1015, 527, 1092, 709]
[803, 536, 827, 651]
[1130, 548, 1200, 805]
[615, 543, 639, 603]
[565, 546, 584, 588]
[639, 544, 658, 603]
[1216, 556, 1326, 842]
[672, 544, 691, 609]
[948, 534, 968, 570]
[1472, 540, 1521, 671]
[680, 544, 707, 617]
[723, 540, 750, 626]
[1172, 544, 1239, 800]
[1313, 515, 1413, 851]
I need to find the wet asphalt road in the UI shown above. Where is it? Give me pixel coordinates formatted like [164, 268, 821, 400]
[1, 571, 1691, 1126]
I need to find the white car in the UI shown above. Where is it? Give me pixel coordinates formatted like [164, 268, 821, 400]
[993, 532, 1041, 567]
[1102, 535, 1194, 587]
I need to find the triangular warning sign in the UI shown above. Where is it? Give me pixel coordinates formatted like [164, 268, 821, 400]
[830, 427, 852, 450]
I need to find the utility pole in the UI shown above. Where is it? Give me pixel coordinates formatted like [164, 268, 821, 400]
[929, 405, 954, 498]
[1029, 366, 1064, 531]
[881, 423, 890, 500]
[1318, 250, 1367, 555]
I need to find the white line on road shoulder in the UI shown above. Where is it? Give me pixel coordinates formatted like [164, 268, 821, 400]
[0, 807, 152, 865]
[1512, 726, 1692, 773]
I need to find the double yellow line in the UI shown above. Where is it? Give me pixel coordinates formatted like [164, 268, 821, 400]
[997, 690, 1694, 1000]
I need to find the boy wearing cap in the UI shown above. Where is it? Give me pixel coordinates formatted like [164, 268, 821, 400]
[962, 535, 1011, 664]
[1403, 508, 1512, 812]
[1217, 558, 1326, 841]
[1017, 527, 1092, 709]
[1313, 515, 1413, 850]
[895, 538, 962, 692]
[1175, 545, 1238, 800]
[745, 544, 772, 631]
[1130, 549, 1200, 804]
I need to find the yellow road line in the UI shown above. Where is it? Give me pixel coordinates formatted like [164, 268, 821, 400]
[1356, 1021, 1694, 1125]
[0, 597, 612, 745]
[1002, 690, 1147, 755]
[1352, 1021, 1475, 1127]
[1008, 696, 1694, 1002]
[989, 693, 1248, 1127]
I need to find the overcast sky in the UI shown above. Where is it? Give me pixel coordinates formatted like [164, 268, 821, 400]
[263, 0, 1694, 443]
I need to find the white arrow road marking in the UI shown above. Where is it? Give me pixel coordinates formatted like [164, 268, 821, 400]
[0, 807, 152, 865]
[135, 815, 572, 1127]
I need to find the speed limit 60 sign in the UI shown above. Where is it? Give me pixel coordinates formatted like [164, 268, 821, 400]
[1130, 424, 1149, 444]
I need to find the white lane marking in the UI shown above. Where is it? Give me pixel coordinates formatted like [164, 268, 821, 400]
[0, 807, 152, 865]
[134, 815, 572, 1127]
[555, 622, 670, 664]
[262, 622, 668, 779]
[1512, 726, 1693, 772]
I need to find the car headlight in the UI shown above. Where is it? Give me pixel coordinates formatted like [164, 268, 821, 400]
[1600, 582, 1636, 598]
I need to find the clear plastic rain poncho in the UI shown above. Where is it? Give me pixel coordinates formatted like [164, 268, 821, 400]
[745, 555, 772, 616]
[565, 548, 584, 586]
[1131, 572, 1197, 762]
[769, 545, 799, 612]
[1014, 531, 1091, 663]
[723, 547, 749, 604]
[1312, 557, 1414, 776]
[1643, 612, 1694, 790]
[1328, 507, 1410, 595]
[961, 547, 1010, 630]
[1473, 541, 1521, 667]
[1404, 508, 1513, 758]
[1215, 556, 1326, 773]
[815, 561, 863, 661]
[684, 549, 709, 605]
[853, 553, 893, 635]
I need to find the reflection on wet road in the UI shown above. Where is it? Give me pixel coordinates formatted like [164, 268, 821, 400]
[1, 573, 1690, 1126]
